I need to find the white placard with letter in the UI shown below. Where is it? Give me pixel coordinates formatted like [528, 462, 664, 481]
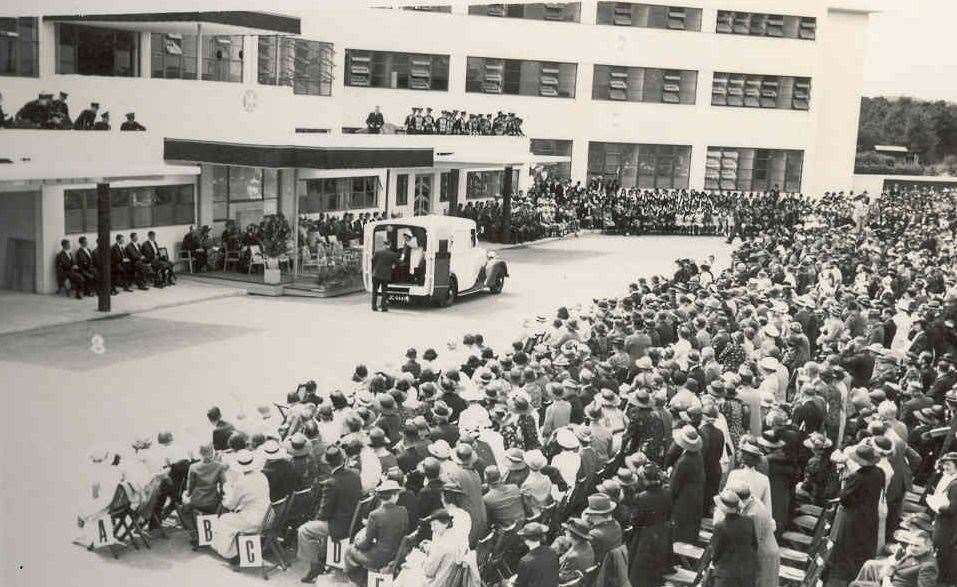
[92, 516, 117, 548]
[368, 571, 393, 587]
[326, 538, 347, 570]
[238, 535, 262, 568]
[196, 514, 218, 546]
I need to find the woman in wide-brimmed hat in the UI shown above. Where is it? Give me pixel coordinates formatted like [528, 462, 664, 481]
[211, 448, 270, 563]
[521, 449, 552, 518]
[726, 438, 772, 515]
[670, 425, 705, 543]
[828, 443, 886, 583]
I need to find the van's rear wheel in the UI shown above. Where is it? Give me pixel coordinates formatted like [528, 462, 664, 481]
[444, 276, 458, 307]
[489, 274, 505, 294]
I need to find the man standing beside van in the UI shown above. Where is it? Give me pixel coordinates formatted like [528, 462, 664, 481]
[371, 244, 399, 312]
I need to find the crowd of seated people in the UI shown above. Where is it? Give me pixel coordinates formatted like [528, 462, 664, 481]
[299, 212, 386, 250]
[0, 90, 145, 131]
[56, 231, 175, 299]
[74, 186, 957, 587]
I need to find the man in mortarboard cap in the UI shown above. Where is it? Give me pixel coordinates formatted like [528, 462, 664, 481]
[121, 112, 146, 131]
[51, 90, 72, 128]
[413, 107, 424, 134]
[15, 92, 53, 128]
[423, 107, 434, 134]
[74, 102, 99, 130]
[404, 107, 416, 134]
[92, 110, 111, 131]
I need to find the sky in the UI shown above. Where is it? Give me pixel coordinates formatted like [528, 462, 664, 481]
[863, 0, 957, 102]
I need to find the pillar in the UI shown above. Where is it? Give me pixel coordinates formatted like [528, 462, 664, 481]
[37, 183, 65, 294]
[96, 183, 111, 312]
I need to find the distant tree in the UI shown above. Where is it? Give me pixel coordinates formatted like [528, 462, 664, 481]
[857, 96, 957, 173]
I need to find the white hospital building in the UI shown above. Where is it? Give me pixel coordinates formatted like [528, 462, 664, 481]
[1, 0, 884, 294]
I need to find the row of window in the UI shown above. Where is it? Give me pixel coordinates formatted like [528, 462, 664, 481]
[382, 3, 817, 40]
[592, 65, 697, 104]
[65, 185, 195, 234]
[587, 142, 804, 192]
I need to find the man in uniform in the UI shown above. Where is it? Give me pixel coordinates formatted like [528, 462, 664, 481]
[50, 91, 72, 128]
[125, 232, 152, 290]
[404, 108, 416, 134]
[55, 239, 86, 299]
[413, 107, 425, 134]
[110, 234, 134, 292]
[15, 93, 53, 128]
[74, 102, 99, 130]
[371, 242, 399, 312]
[141, 230, 175, 286]
[75, 236, 105, 294]
[365, 105, 384, 134]
[422, 107, 435, 134]
[93, 111, 111, 130]
[120, 112, 146, 131]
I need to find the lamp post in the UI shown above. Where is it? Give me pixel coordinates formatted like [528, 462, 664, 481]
[96, 182, 111, 312]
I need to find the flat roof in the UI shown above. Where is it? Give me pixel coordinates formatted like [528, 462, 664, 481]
[164, 138, 434, 170]
[44, 11, 300, 35]
[0, 162, 200, 183]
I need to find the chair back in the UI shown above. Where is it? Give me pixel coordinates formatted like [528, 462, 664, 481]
[559, 570, 583, 587]
[475, 529, 497, 569]
[581, 564, 600, 587]
[262, 496, 288, 534]
[349, 493, 379, 540]
[283, 487, 316, 528]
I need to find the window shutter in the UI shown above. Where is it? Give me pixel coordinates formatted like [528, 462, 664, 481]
[544, 3, 565, 21]
[799, 17, 816, 40]
[727, 74, 745, 106]
[609, 67, 628, 101]
[732, 12, 751, 34]
[613, 3, 633, 26]
[793, 78, 810, 110]
[488, 4, 506, 17]
[748, 14, 767, 36]
[704, 150, 721, 189]
[767, 14, 784, 36]
[744, 76, 761, 107]
[349, 51, 371, 86]
[662, 70, 681, 103]
[409, 55, 432, 89]
[711, 73, 728, 106]
[483, 59, 504, 93]
[539, 62, 560, 96]
[760, 76, 779, 108]
[0, 18, 19, 37]
[720, 150, 739, 190]
[667, 7, 686, 30]
[716, 10, 733, 33]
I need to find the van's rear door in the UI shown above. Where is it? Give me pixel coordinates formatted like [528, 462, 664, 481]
[432, 239, 451, 302]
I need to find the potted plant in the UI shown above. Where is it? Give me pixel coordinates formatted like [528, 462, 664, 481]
[258, 213, 292, 285]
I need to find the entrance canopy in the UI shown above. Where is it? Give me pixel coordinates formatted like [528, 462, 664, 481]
[164, 138, 434, 170]
[44, 10, 300, 35]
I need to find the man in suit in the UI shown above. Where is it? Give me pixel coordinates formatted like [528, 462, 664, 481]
[55, 239, 86, 299]
[370, 243, 399, 312]
[92, 111, 111, 130]
[120, 112, 146, 131]
[141, 230, 175, 286]
[50, 91, 71, 128]
[74, 102, 99, 130]
[206, 406, 235, 452]
[110, 234, 134, 292]
[710, 490, 758, 587]
[556, 518, 595, 583]
[483, 465, 525, 529]
[299, 446, 363, 582]
[125, 232, 151, 290]
[931, 452, 957, 585]
[75, 236, 106, 295]
[699, 403, 726, 516]
[365, 105, 384, 134]
[416, 457, 445, 517]
[397, 422, 430, 474]
[344, 480, 408, 579]
[514, 522, 559, 587]
[582, 494, 622, 566]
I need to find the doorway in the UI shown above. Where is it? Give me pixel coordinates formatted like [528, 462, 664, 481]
[413, 174, 433, 216]
[0, 191, 39, 292]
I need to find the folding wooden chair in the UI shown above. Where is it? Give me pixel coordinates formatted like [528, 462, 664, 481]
[662, 542, 712, 586]
[237, 496, 291, 580]
[106, 483, 151, 558]
[348, 493, 378, 541]
[223, 245, 242, 272]
[580, 564, 600, 587]
[280, 487, 317, 544]
[475, 529, 497, 572]
[559, 570, 583, 587]
[177, 249, 194, 273]
[781, 500, 836, 553]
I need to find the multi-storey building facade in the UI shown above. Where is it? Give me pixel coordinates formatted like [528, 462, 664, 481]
[1, 0, 880, 293]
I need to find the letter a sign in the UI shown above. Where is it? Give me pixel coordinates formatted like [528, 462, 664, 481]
[92, 516, 117, 549]
[196, 514, 218, 547]
[238, 535, 263, 568]
[326, 538, 346, 570]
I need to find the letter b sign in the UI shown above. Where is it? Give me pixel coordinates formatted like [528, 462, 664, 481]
[196, 514, 218, 547]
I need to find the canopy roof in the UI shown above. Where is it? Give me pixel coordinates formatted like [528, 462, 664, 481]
[44, 11, 300, 35]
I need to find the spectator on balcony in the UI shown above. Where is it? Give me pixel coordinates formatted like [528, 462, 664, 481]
[366, 105, 384, 134]
[436, 110, 451, 134]
[121, 112, 146, 132]
[15, 93, 54, 128]
[93, 111, 111, 131]
[423, 107, 435, 134]
[51, 91, 72, 128]
[0, 92, 10, 128]
[74, 102, 100, 130]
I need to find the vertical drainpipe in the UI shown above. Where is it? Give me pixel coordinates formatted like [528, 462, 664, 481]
[384, 169, 391, 218]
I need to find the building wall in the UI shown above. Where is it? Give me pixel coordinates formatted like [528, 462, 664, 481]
[3, 1, 874, 196]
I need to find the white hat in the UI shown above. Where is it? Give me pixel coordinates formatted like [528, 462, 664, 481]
[556, 427, 581, 450]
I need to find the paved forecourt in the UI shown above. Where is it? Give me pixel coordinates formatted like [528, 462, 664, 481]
[0, 233, 731, 587]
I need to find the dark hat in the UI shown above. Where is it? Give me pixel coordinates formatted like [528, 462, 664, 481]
[452, 443, 478, 467]
[562, 518, 591, 540]
[847, 443, 880, 467]
[125, 112, 135, 119]
[432, 402, 452, 420]
[322, 446, 345, 467]
[517, 522, 549, 540]
[485, 465, 502, 484]
[714, 489, 741, 513]
[639, 462, 663, 486]
[368, 427, 390, 449]
[424, 508, 453, 524]
[940, 452, 957, 465]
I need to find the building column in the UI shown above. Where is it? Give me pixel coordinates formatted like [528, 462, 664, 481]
[243, 36, 257, 85]
[197, 164, 215, 226]
[580, 0, 598, 25]
[37, 183, 65, 294]
[571, 140, 590, 183]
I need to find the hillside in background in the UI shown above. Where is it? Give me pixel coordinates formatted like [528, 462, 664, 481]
[856, 96, 957, 175]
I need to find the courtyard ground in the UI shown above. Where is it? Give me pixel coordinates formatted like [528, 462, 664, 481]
[0, 233, 731, 587]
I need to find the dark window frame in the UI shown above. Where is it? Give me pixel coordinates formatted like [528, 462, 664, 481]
[211, 166, 281, 222]
[150, 33, 198, 80]
[703, 146, 804, 192]
[396, 174, 410, 206]
[56, 22, 140, 77]
[711, 71, 811, 111]
[715, 10, 815, 40]
[466, 56, 577, 99]
[64, 184, 195, 234]
[345, 49, 449, 91]
[0, 17, 39, 77]
[258, 36, 335, 96]
[592, 64, 697, 104]
[587, 142, 691, 189]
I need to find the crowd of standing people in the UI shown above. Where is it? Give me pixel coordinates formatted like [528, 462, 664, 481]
[76, 186, 957, 587]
